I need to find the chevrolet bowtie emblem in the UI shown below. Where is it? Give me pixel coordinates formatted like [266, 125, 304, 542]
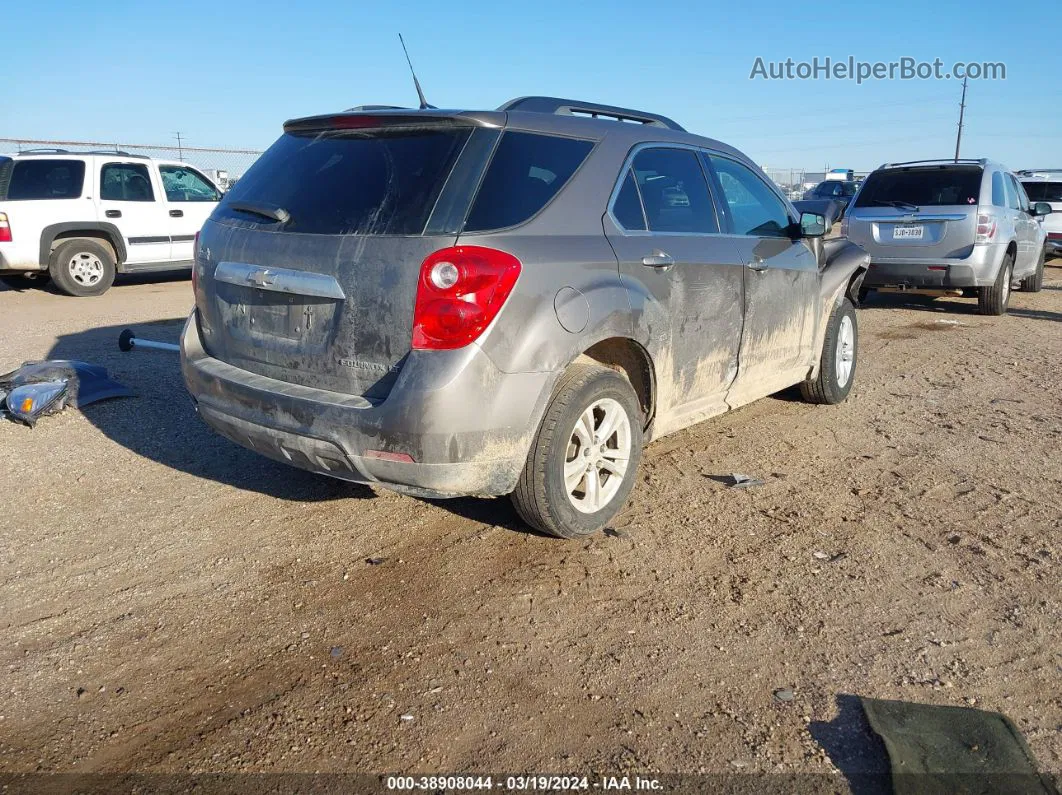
[247, 269, 276, 287]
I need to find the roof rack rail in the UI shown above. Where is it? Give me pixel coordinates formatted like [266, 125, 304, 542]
[498, 96, 684, 131]
[343, 105, 411, 111]
[879, 158, 987, 169]
[17, 148, 152, 159]
[18, 147, 71, 154]
[1016, 168, 1062, 175]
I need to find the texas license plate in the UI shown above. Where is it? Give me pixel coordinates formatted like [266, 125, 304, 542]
[894, 225, 924, 240]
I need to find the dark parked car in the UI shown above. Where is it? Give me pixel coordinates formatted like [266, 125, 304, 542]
[804, 180, 860, 218]
[181, 97, 868, 538]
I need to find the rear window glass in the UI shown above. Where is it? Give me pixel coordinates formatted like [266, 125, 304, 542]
[1022, 181, 1062, 203]
[4, 159, 85, 200]
[214, 128, 472, 235]
[463, 132, 593, 232]
[855, 166, 982, 208]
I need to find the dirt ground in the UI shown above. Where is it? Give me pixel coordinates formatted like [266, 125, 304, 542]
[1, 265, 1059, 790]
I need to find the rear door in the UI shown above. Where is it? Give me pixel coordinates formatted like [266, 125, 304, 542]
[158, 164, 222, 262]
[1006, 173, 1037, 271]
[0, 157, 92, 268]
[846, 165, 982, 259]
[604, 145, 744, 432]
[98, 160, 172, 264]
[706, 153, 818, 401]
[195, 121, 483, 400]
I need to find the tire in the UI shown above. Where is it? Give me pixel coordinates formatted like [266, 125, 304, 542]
[511, 363, 644, 539]
[977, 251, 1013, 315]
[49, 239, 116, 297]
[1019, 248, 1045, 293]
[801, 298, 858, 405]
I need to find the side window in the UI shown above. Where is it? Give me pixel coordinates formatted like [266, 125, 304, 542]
[991, 172, 1006, 207]
[159, 166, 220, 202]
[630, 148, 718, 234]
[101, 163, 155, 202]
[709, 155, 792, 237]
[612, 169, 646, 231]
[1001, 173, 1020, 211]
[464, 132, 593, 232]
[1008, 175, 1029, 212]
[6, 159, 86, 200]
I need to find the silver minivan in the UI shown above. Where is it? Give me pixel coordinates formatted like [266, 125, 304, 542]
[181, 97, 868, 538]
[844, 159, 1051, 313]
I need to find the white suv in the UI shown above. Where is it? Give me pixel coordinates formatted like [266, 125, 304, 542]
[0, 150, 222, 296]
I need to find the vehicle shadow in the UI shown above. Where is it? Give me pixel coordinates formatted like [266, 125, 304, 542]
[808, 694, 892, 795]
[860, 290, 983, 315]
[45, 319, 367, 502]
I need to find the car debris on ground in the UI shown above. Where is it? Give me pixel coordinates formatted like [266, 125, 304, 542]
[0, 360, 132, 426]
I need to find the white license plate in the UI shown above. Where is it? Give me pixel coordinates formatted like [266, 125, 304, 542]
[894, 225, 924, 240]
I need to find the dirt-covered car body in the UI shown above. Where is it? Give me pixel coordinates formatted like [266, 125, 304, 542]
[181, 97, 867, 532]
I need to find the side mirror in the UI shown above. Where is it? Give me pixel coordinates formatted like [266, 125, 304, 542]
[1031, 201, 1053, 217]
[800, 211, 827, 238]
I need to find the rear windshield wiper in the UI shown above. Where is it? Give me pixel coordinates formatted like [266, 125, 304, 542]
[870, 199, 920, 211]
[229, 200, 290, 224]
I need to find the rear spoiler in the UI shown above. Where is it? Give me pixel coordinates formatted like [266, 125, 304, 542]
[284, 109, 505, 134]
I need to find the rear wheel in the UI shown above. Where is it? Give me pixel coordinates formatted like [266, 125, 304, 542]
[49, 239, 116, 297]
[1019, 248, 1045, 293]
[978, 252, 1013, 315]
[801, 298, 858, 405]
[511, 363, 643, 539]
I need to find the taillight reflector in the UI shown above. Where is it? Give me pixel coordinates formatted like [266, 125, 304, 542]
[975, 213, 997, 243]
[412, 246, 521, 350]
[364, 449, 416, 464]
[0, 212, 11, 243]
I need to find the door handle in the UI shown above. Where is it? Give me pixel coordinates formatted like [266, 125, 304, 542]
[105, 210, 122, 218]
[169, 209, 184, 217]
[642, 252, 675, 269]
[747, 256, 768, 272]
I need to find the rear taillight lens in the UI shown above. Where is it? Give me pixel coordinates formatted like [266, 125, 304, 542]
[0, 213, 11, 243]
[412, 246, 521, 350]
[975, 212, 997, 244]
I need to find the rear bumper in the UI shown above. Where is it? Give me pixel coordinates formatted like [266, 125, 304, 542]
[862, 243, 1006, 289]
[180, 312, 551, 498]
[1046, 237, 1062, 257]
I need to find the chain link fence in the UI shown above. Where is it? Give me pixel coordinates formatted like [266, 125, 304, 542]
[0, 138, 262, 189]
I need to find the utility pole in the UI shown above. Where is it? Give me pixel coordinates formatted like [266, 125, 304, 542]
[953, 77, 968, 162]
[174, 131, 185, 161]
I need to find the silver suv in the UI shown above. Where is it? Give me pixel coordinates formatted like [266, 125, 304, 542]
[844, 159, 1051, 313]
[181, 97, 868, 538]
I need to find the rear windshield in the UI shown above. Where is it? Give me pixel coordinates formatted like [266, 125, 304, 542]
[2, 159, 86, 200]
[1022, 181, 1062, 203]
[463, 132, 593, 232]
[854, 166, 982, 208]
[213, 128, 472, 235]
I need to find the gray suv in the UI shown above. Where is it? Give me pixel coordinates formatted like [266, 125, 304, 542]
[181, 97, 868, 538]
[845, 159, 1051, 313]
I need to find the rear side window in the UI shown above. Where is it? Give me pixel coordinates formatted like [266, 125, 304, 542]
[1002, 175, 1020, 210]
[101, 163, 155, 202]
[992, 172, 1006, 207]
[631, 148, 718, 234]
[5, 159, 85, 200]
[463, 132, 593, 232]
[1007, 174, 1028, 211]
[855, 166, 982, 208]
[612, 169, 646, 231]
[215, 128, 472, 235]
[1022, 181, 1062, 203]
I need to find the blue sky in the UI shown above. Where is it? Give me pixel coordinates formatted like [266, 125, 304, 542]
[5, 0, 1059, 172]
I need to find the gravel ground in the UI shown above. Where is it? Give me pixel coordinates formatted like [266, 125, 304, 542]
[0, 267, 1059, 789]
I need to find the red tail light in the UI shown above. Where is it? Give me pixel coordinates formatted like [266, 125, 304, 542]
[975, 212, 997, 244]
[412, 246, 521, 350]
[0, 213, 11, 243]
